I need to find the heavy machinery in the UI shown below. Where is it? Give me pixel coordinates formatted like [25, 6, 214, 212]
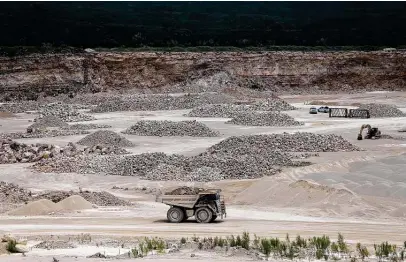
[156, 188, 226, 223]
[357, 124, 381, 140]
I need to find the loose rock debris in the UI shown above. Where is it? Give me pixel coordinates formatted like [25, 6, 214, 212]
[227, 111, 303, 126]
[34, 133, 358, 181]
[186, 104, 252, 118]
[39, 102, 95, 122]
[123, 120, 220, 137]
[77, 130, 134, 147]
[91, 93, 235, 113]
[0, 130, 91, 139]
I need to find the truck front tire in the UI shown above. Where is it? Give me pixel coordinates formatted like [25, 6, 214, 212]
[167, 207, 184, 223]
[195, 207, 213, 223]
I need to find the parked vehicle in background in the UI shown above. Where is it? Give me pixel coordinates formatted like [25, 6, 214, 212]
[309, 107, 318, 114]
[318, 106, 330, 113]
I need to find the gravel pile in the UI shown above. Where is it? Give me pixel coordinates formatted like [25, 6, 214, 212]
[205, 133, 361, 154]
[39, 102, 95, 122]
[227, 111, 304, 126]
[165, 186, 204, 195]
[252, 98, 297, 111]
[28, 116, 69, 131]
[122, 120, 220, 137]
[357, 103, 406, 118]
[77, 130, 134, 147]
[0, 181, 31, 204]
[0, 130, 91, 140]
[0, 101, 40, 113]
[65, 123, 112, 130]
[91, 93, 235, 113]
[34, 241, 76, 249]
[186, 104, 252, 118]
[35, 190, 131, 206]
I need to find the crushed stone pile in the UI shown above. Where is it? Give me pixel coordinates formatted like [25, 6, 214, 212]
[0, 101, 40, 113]
[31, 133, 358, 181]
[357, 103, 406, 118]
[77, 130, 134, 147]
[91, 93, 234, 113]
[35, 190, 131, 206]
[0, 181, 31, 204]
[205, 133, 361, 154]
[186, 104, 252, 118]
[33, 240, 76, 250]
[165, 186, 204, 195]
[252, 98, 297, 111]
[0, 130, 91, 139]
[227, 111, 304, 126]
[122, 120, 220, 137]
[65, 123, 112, 130]
[28, 116, 69, 131]
[39, 102, 95, 122]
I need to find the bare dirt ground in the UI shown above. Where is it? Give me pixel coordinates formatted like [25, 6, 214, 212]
[1, 91, 406, 261]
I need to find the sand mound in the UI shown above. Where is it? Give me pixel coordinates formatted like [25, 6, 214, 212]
[8, 196, 94, 216]
[8, 199, 58, 216]
[77, 130, 134, 147]
[55, 195, 93, 211]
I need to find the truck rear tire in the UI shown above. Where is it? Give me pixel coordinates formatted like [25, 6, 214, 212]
[167, 207, 184, 223]
[195, 207, 213, 223]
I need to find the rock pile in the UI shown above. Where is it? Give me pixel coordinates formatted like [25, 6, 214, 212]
[357, 103, 406, 118]
[123, 120, 220, 137]
[186, 104, 252, 118]
[91, 93, 235, 113]
[252, 98, 297, 111]
[33, 240, 76, 250]
[39, 102, 95, 122]
[28, 116, 69, 131]
[227, 112, 304, 126]
[0, 181, 31, 205]
[35, 190, 131, 206]
[0, 139, 80, 164]
[0, 101, 40, 113]
[165, 186, 204, 195]
[77, 130, 134, 147]
[65, 123, 112, 130]
[205, 133, 360, 154]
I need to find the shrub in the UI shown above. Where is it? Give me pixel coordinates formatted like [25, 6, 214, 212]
[6, 239, 18, 253]
[337, 233, 349, 254]
[180, 237, 187, 244]
[241, 231, 250, 250]
[260, 239, 272, 258]
[356, 243, 369, 261]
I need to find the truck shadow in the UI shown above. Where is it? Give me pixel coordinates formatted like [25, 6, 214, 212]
[153, 219, 225, 224]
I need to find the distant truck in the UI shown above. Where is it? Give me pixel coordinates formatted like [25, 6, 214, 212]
[156, 188, 226, 223]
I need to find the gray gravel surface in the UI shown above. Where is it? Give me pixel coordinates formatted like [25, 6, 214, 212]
[90, 93, 235, 113]
[33, 240, 77, 249]
[39, 102, 95, 122]
[357, 103, 406, 118]
[122, 120, 220, 137]
[0, 130, 91, 139]
[77, 130, 134, 147]
[0, 101, 40, 113]
[227, 111, 304, 126]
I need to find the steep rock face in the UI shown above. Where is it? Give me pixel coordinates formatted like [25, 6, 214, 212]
[0, 51, 405, 100]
